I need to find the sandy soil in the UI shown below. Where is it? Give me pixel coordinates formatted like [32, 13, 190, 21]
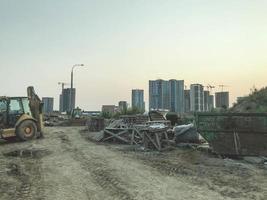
[0, 127, 266, 200]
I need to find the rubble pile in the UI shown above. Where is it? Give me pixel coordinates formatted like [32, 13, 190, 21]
[119, 115, 149, 126]
[44, 113, 68, 127]
[87, 112, 200, 151]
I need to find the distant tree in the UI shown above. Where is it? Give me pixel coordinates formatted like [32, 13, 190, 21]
[126, 106, 144, 115]
[108, 106, 144, 119]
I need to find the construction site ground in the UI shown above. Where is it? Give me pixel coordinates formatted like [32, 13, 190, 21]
[0, 127, 266, 200]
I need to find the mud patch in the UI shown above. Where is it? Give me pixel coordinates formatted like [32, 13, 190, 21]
[6, 163, 22, 176]
[3, 159, 45, 200]
[4, 163, 32, 200]
[3, 148, 51, 159]
[58, 134, 71, 145]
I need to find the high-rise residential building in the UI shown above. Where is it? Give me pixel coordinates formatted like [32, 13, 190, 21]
[208, 95, 214, 111]
[59, 83, 69, 113]
[59, 94, 63, 112]
[204, 91, 210, 111]
[149, 79, 169, 110]
[169, 79, 184, 113]
[42, 97, 54, 114]
[184, 89, 191, 113]
[149, 79, 184, 113]
[132, 89, 145, 112]
[215, 92, 229, 109]
[190, 84, 204, 112]
[62, 88, 76, 112]
[118, 101, 127, 112]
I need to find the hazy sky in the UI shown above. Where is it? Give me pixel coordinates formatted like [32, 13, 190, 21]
[1, 0, 267, 110]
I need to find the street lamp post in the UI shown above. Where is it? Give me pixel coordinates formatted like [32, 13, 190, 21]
[70, 64, 84, 112]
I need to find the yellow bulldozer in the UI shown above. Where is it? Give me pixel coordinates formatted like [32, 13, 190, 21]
[0, 86, 44, 141]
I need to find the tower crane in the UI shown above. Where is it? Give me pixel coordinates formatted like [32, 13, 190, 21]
[206, 84, 215, 94]
[218, 85, 229, 92]
[58, 82, 69, 112]
[58, 82, 69, 91]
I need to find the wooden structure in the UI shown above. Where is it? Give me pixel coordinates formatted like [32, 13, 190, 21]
[87, 117, 105, 132]
[101, 127, 143, 145]
[98, 116, 174, 151]
[102, 125, 172, 151]
[119, 115, 149, 127]
[143, 127, 171, 151]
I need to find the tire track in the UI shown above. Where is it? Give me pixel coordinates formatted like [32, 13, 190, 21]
[2, 149, 48, 200]
[59, 133, 134, 200]
[120, 150, 265, 200]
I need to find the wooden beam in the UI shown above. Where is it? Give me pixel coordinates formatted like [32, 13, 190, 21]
[103, 129, 130, 144]
[144, 132, 160, 150]
[155, 133, 161, 151]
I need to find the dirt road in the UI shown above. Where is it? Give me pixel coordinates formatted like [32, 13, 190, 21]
[0, 127, 266, 200]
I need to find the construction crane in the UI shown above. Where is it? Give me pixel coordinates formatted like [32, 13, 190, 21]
[218, 85, 229, 92]
[58, 82, 69, 91]
[58, 82, 69, 113]
[205, 84, 215, 94]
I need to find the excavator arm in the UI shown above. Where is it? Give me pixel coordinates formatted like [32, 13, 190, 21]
[27, 86, 44, 136]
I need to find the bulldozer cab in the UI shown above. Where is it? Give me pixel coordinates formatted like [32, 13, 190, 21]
[0, 97, 32, 129]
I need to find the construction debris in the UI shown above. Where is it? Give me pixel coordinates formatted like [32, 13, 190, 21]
[87, 117, 105, 132]
[142, 126, 173, 151]
[148, 110, 167, 121]
[102, 127, 143, 145]
[87, 112, 181, 151]
[173, 124, 199, 143]
[119, 115, 149, 126]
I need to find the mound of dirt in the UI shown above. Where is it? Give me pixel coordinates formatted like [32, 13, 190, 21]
[231, 87, 267, 112]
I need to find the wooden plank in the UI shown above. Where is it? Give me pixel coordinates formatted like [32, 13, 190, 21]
[130, 129, 135, 145]
[163, 131, 170, 146]
[144, 132, 160, 150]
[103, 129, 129, 141]
[133, 127, 143, 138]
[155, 133, 161, 151]
[164, 131, 169, 140]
